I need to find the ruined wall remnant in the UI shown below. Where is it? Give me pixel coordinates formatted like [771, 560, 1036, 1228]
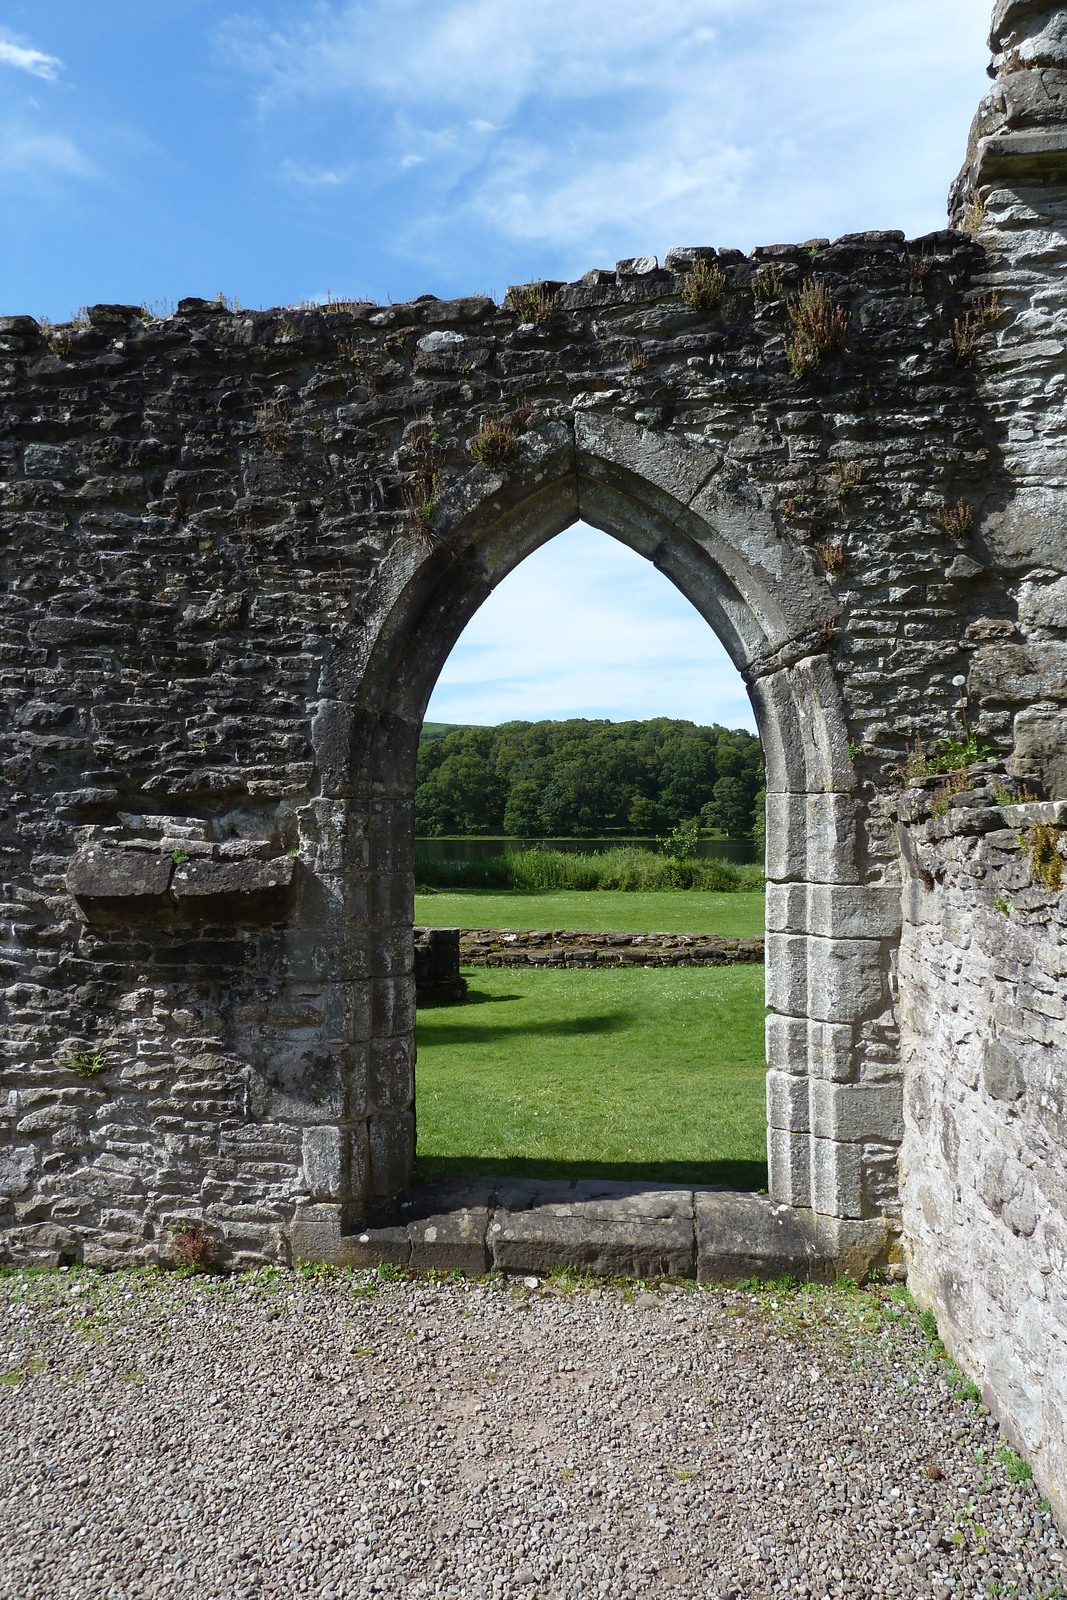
[1, 0, 1067, 1519]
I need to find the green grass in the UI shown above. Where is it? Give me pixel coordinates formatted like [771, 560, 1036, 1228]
[416, 845, 762, 893]
[415, 965, 767, 1187]
[414, 888, 766, 937]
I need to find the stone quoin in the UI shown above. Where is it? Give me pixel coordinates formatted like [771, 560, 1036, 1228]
[2, 0, 1067, 1522]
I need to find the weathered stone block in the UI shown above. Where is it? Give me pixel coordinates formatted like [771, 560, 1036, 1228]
[766, 1069, 810, 1134]
[765, 793, 864, 886]
[809, 1080, 904, 1145]
[407, 1207, 490, 1274]
[767, 1126, 811, 1208]
[695, 1192, 828, 1283]
[766, 883, 902, 940]
[302, 1126, 344, 1200]
[171, 856, 296, 922]
[67, 846, 172, 919]
[369, 1112, 415, 1197]
[490, 1211, 694, 1279]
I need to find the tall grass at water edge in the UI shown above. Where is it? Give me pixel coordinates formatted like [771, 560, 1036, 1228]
[416, 845, 764, 893]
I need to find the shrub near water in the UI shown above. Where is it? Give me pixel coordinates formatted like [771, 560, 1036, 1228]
[416, 845, 763, 893]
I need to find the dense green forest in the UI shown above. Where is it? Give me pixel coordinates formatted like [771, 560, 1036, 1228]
[415, 719, 764, 838]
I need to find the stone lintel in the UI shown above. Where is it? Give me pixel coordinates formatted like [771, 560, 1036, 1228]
[975, 130, 1067, 187]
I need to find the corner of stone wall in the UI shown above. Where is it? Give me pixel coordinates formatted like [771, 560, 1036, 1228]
[896, 767, 1067, 1527]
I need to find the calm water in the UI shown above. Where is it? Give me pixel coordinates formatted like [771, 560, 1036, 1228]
[414, 835, 759, 866]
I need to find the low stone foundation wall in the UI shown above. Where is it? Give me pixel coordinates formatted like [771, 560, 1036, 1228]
[897, 778, 1067, 1525]
[457, 929, 765, 969]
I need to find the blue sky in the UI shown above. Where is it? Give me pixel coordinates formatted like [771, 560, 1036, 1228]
[0, 1, 990, 729]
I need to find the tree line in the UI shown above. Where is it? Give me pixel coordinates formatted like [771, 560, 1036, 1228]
[416, 719, 764, 838]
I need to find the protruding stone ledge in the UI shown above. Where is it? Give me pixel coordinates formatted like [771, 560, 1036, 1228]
[67, 843, 298, 926]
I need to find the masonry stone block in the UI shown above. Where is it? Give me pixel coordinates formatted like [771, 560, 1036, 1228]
[766, 883, 903, 940]
[171, 856, 297, 922]
[809, 1079, 904, 1145]
[767, 1126, 812, 1209]
[302, 1126, 345, 1201]
[807, 936, 889, 1024]
[811, 1135, 866, 1219]
[807, 1020, 860, 1083]
[765, 793, 864, 886]
[765, 1012, 808, 1076]
[67, 846, 173, 919]
[369, 1112, 415, 1198]
[766, 1069, 810, 1134]
[764, 931, 808, 1018]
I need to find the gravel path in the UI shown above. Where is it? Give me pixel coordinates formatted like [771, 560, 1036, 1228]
[0, 1267, 1062, 1600]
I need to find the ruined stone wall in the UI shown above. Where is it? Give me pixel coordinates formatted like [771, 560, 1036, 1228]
[898, 780, 1067, 1524]
[4, 0, 1067, 1290]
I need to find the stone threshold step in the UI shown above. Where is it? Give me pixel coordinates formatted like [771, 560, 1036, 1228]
[290, 1179, 840, 1284]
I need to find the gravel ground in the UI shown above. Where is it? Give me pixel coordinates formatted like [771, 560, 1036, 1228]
[0, 1266, 1063, 1600]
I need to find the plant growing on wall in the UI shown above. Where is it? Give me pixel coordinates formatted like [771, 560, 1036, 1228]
[507, 282, 555, 325]
[785, 280, 849, 377]
[61, 1048, 107, 1079]
[469, 413, 519, 469]
[832, 461, 863, 500]
[936, 499, 975, 539]
[253, 399, 290, 453]
[681, 259, 727, 313]
[950, 293, 1001, 365]
[930, 769, 970, 817]
[404, 430, 443, 540]
[814, 540, 846, 576]
[1024, 823, 1065, 892]
[752, 265, 783, 302]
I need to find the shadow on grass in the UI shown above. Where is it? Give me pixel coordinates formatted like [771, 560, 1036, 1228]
[414, 1155, 769, 1190]
[417, 1010, 633, 1048]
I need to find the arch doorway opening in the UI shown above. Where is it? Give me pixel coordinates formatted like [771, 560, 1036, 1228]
[351, 427, 898, 1265]
[412, 520, 769, 1192]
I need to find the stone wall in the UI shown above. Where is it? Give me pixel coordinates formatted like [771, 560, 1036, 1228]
[1, 223, 1001, 1271]
[898, 777, 1067, 1525]
[1, 3, 1067, 1470]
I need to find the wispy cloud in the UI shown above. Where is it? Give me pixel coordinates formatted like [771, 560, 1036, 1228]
[219, 1, 737, 116]
[0, 126, 93, 180]
[279, 157, 360, 187]
[219, 0, 988, 263]
[0, 34, 63, 82]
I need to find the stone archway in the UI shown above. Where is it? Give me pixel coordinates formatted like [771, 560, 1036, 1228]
[332, 416, 902, 1267]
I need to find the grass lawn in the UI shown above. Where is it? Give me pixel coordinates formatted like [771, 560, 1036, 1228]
[413, 887, 765, 937]
[416, 964, 768, 1189]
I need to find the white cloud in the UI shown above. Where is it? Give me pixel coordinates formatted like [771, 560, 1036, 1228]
[425, 522, 757, 729]
[0, 34, 63, 82]
[219, 0, 989, 259]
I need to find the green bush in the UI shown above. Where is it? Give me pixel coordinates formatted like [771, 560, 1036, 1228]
[415, 845, 764, 894]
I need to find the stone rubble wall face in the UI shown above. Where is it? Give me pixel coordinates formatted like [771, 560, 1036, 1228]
[899, 790, 1067, 1525]
[0, 189, 1063, 1275]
